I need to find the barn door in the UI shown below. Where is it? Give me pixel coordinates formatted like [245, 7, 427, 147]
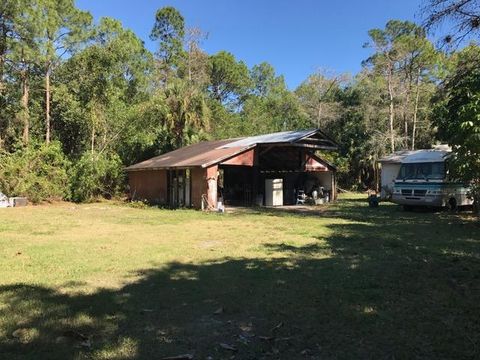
[168, 169, 191, 208]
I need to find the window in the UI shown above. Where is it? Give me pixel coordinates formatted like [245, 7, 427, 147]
[397, 162, 445, 180]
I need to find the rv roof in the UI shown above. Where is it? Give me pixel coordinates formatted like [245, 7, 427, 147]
[401, 150, 451, 164]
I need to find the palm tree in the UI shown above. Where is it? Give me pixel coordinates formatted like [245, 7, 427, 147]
[164, 79, 210, 148]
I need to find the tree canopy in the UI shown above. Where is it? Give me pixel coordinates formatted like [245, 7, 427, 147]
[0, 3, 478, 207]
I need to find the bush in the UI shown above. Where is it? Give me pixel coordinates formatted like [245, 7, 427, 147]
[0, 142, 70, 203]
[69, 152, 124, 203]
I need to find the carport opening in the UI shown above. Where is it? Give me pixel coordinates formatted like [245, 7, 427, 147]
[219, 165, 254, 206]
[218, 151, 334, 207]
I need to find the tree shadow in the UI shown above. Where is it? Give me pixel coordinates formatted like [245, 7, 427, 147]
[1, 201, 479, 359]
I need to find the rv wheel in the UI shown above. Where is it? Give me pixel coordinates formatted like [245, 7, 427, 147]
[448, 198, 457, 211]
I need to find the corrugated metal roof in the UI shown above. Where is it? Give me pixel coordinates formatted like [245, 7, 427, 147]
[402, 149, 451, 163]
[222, 129, 317, 148]
[379, 146, 453, 164]
[379, 150, 419, 164]
[126, 129, 337, 171]
[126, 139, 248, 171]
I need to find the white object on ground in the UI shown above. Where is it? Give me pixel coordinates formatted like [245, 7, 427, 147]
[0, 192, 9, 208]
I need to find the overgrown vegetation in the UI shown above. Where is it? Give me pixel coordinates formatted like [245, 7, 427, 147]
[0, 194, 478, 359]
[434, 45, 480, 212]
[0, 0, 479, 203]
[0, 142, 69, 203]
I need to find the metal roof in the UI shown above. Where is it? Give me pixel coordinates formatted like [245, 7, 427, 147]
[401, 149, 451, 164]
[379, 147, 452, 165]
[378, 150, 419, 164]
[126, 129, 337, 171]
[125, 139, 249, 171]
[222, 129, 318, 148]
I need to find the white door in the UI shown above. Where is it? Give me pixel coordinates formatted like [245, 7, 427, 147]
[265, 179, 283, 206]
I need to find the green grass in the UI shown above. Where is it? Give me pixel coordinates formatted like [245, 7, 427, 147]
[0, 195, 479, 359]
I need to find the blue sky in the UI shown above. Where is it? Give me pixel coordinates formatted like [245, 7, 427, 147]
[76, 0, 427, 89]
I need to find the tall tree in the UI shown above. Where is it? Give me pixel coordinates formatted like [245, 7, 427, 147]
[208, 51, 251, 107]
[394, 26, 438, 149]
[180, 27, 210, 88]
[250, 62, 284, 97]
[0, 0, 18, 148]
[295, 70, 348, 128]
[0, 0, 39, 146]
[54, 17, 152, 157]
[150, 6, 185, 80]
[364, 20, 435, 152]
[163, 79, 210, 148]
[423, 0, 480, 44]
[34, 0, 92, 144]
[241, 69, 308, 136]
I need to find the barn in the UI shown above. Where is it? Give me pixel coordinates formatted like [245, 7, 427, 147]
[126, 129, 338, 210]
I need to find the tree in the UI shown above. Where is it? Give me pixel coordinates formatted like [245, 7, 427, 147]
[434, 45, 480, 212]
[423, 0, 480, 44]
[250, 62, 284, 97]
[150, 6, 185, 73]
[364, 20, 437, 152]
[295, 70, 348, 128]
[181, 27, 210, 88]
[0, 0, 33, 147]
[393, 26, 438, 149]
[34, 0, 92, 144]
[54, 17, 152, 157]
[241, 73, 309, 135]
[208, 51, 251, 107]
[162, 79, 211, 148]
[365, 21, 418, 152]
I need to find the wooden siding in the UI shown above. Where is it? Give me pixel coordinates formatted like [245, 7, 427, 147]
[191, 167, 206, 209]
[220, 149, 255, 166]
[128, 170, 167, 204]
[305, 153, 330, 172]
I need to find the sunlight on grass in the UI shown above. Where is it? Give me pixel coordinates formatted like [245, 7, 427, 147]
[0, 194, 478, 359]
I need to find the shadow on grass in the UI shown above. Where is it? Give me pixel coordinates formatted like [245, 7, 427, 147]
[1, 200, 479, 359]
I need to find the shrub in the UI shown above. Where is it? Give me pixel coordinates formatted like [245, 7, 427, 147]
[0, 142, 70, 203]
[69, 152, 124, 203]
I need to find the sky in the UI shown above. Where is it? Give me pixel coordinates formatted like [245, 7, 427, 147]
[76, 0, 428, 89]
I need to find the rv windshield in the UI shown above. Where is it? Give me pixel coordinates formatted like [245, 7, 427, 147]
[397, 162, 445, 180]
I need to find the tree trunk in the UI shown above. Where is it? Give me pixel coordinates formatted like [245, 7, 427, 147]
[45, 67, 51, 144]
[317, 102, 322, 128]
[403, 91, 410, 149]
[0, 53, 4, 94]
[90, 103, 96, 153]
[411, 69, 421, 150]
[0, 24, 6, 95]
[387, 66, 395, 153]
[21, 70, 29, 145]
[91, 127, 95, 153]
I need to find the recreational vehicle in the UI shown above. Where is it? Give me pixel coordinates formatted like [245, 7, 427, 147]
[391, 149, 473, 210]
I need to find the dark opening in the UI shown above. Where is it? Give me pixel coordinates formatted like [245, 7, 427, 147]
[220, 165, 254, 206]
[167, 169, 191, 208]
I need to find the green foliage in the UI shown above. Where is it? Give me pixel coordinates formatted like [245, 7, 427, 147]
[53, 16, 153, 158]
[295, 72, 346, 129]
[150, 6, 185, 66]
[0, 3, 477, 200]
[163, 79, 211, 147]
[69, 152, 124, 203]
[435, 45, 480, 210]
[0, 142, 69, 203]
[208, 51, 251, 106]
[250, 62, 284, 97]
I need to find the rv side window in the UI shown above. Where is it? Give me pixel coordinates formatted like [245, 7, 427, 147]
[430, 162, 445, 179]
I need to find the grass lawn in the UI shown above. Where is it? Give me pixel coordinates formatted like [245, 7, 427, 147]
[0, 194, 479, 359]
